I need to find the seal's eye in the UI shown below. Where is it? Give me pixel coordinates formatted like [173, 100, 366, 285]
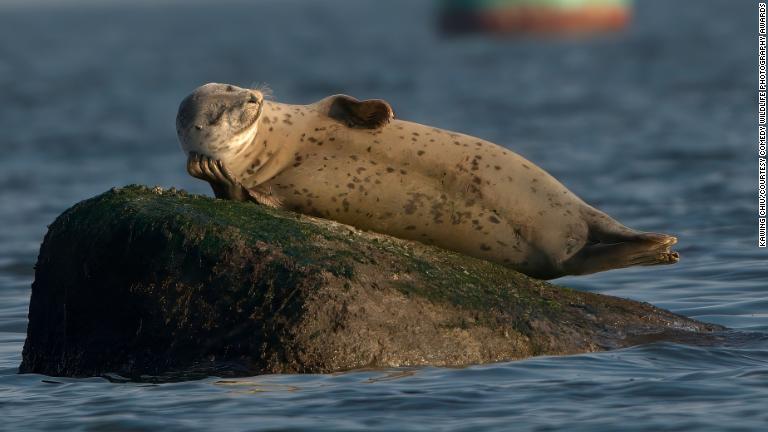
[207, 103, 228, 125]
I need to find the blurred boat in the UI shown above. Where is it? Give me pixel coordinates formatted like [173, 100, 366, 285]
[438, 0, 632, 35]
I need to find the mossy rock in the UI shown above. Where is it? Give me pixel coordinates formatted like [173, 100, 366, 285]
[19, 185, 723, 380]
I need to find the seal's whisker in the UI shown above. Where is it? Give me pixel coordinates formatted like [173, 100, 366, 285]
[249, 82, 273, 99]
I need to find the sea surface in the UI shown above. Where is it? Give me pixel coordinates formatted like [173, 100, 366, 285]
[0, 0, 766, 430]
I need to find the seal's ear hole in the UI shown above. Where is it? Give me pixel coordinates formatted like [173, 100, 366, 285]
[328, 95, 394, 129]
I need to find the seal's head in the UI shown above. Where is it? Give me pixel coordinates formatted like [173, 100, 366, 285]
[176, 83, 264, 159]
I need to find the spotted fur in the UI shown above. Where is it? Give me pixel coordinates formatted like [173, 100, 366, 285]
[177, 83, 680, 279]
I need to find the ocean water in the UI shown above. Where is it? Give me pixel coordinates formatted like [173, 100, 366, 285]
[0, 0, 766, 430]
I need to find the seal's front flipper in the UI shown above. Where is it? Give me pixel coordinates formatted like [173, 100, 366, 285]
[186, 152, 281, 207]
[243, 187, 283, 209]
[187, 152, 250, 201]
[327, 95, 394, 129]
[562, 236, 680, 276]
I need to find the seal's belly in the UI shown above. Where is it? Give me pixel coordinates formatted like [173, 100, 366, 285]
[257, 121, 588, 271]
[267, 162, 533, 266]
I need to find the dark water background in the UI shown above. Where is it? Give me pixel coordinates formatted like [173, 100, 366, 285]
[1, 0, 766, 430]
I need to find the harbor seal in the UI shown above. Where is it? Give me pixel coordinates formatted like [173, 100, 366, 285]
[175, 83, 679, 279]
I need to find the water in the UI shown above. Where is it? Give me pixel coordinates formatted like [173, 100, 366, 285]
[0, 0, 766, 430]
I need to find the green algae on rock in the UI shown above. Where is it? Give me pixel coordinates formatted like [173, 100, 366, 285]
[20, 185, 723, 379]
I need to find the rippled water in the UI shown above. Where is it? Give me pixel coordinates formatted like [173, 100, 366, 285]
[1, 0, 766, 430]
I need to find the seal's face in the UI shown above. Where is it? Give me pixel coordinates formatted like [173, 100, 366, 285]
[176, 83, 264, 158]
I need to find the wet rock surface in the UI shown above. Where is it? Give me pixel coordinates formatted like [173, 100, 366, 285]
[20, 185, 724, 380]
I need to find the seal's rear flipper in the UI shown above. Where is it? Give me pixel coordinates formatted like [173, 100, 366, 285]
[583, 208, 679, 246]
[562, 234, 679, 276]
[326, 95, 394, 129]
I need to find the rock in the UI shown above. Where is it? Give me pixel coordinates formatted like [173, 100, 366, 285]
[20, 185, 723, 380]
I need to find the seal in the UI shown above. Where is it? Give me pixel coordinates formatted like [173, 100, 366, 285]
[176, 83, 679, 279]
